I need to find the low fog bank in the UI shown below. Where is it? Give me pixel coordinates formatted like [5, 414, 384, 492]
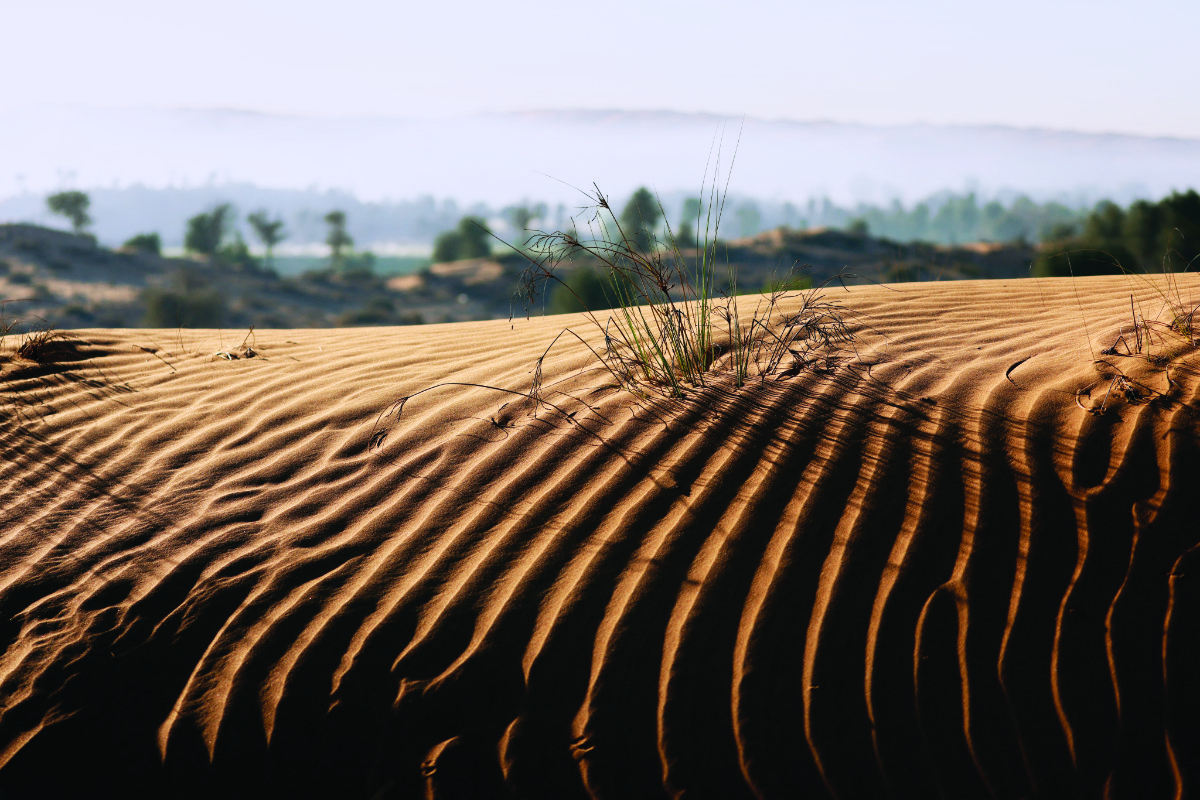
[5, 107, 1199, 248]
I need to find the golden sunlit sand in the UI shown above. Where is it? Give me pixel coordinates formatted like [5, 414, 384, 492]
[1, 274, 1198, 798]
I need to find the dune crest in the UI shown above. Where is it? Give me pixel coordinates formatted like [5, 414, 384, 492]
[1, 275, 1198, 798]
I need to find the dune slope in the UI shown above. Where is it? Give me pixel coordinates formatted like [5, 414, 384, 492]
[1, 275, 1198, 799]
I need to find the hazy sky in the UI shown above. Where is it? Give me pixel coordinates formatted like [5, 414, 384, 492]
[7, 0, 1198, 138]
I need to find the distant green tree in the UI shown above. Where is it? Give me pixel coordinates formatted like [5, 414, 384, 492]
[432, 216, 492, 262]
[1123, 199, 1165, 268]
[185, 204, 232, 257]
[736, 203, 762, 238]
[432, 230, 460, 263]
[958, 193, 980, 239]
[247, 210, 286, 270]
[1042, 222, 1079, 242]
[1084, 200, 1125, 245]
[325, 210, 354, 272]
[929, 194, 980, 244]
[930, 200, 959, 243]
[619, 187, 662, 252]
[506, 205, 535, 247]
[862, 201, 898, 239]
[781, 201, 800, 229]
[996, 196, 1039, 244]
[47, 191, 91, 234]
[980, 200, 1006, 241]
[846, 218, 869, 237]
[675, 197, 702, 247]
[675, 220, 694, 248]
[1158, 189, 1200, 267]
[457, 216, 491, 258]
[122, 232, 161, 255]
[910, 203, 931, 241]
[1036, 203, 1081, 242]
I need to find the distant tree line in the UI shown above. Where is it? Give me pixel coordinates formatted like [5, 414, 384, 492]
[37, 186, 1090, 252]
[841, 194, 1086, 246]
[179, 203, 369, 275]
[41, 191, 378, 326]
[42, 187, 1200, 272]
[1035, 190, 1200, 276]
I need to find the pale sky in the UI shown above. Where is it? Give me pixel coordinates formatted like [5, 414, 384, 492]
[5, 0, 1198, 138]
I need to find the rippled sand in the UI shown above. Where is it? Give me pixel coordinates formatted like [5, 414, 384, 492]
[1, 274, 1198, 798]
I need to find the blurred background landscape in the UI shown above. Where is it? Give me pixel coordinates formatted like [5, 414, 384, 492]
[3, 0, 1199, 331]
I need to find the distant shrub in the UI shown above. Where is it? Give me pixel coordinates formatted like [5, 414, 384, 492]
[336, 297, 424, 326]
[301, 268, 336, 283]
[122, 232, 162, 255]
[142, 286, 226, 327]
[216, 233, 259, 270]
[749, 274, 813, 294]
[885, 264, 918, 283]
[340, 267, 376, 282]
[340, 251, 377, 281]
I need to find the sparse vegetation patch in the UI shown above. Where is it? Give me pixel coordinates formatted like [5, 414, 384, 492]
[374, 149, 863, 447]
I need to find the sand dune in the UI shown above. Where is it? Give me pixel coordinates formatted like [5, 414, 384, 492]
[1, 274, 1198, 799]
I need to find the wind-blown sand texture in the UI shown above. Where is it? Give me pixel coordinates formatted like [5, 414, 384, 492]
[1, 275, 1199, 799]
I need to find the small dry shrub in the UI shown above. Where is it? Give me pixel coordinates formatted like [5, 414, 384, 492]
[373, 151, 862, 447]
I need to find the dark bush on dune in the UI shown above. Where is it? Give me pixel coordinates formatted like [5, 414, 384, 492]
[121, 233, 162, 255]
[336, 296, 424, 326]
[217, 234, 261, 271]
[142, 281, 226, 328]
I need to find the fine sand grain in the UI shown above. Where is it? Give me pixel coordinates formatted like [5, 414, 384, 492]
[1, 275, 1198, 799]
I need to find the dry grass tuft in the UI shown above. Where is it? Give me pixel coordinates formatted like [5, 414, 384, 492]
[373, 148, 861, 446]
[14, 327, 72, 363]
[1, 300, 69, 367]
[509, 146, 860, 401]
[1070, 253, 1200, 415]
